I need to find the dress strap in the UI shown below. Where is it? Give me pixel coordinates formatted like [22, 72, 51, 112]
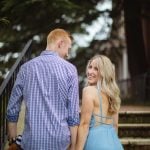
[97, 84, 103, 123]
[96, 84, 113, 125]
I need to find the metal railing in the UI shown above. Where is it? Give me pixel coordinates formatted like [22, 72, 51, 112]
[0, 39, 33, 150]
[118, 73, 150, 104]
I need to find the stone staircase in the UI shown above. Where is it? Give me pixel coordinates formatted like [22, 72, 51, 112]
[119, 110, 150, 150]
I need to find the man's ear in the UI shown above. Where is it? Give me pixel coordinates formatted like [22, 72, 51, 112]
[58, 40, 63, 48]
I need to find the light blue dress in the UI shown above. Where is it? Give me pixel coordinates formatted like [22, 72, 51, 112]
[84, 87, 124, 150]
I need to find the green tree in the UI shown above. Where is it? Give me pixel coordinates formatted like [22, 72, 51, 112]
[0, 0, 101, 83]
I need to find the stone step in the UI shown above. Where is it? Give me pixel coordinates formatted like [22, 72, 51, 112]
[121, 138, 150, 150]
[119, 111, 150, 123]
[118, 123, 150, 138]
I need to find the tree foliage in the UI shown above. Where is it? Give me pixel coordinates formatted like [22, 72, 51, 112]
[0, 0, 100, 46]
[0, 0, 111, 81]
[70, 0, 125, 83]
[0, 0, 126, 88]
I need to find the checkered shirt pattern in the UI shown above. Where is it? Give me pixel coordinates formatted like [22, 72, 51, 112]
[6, 50, 80, 150]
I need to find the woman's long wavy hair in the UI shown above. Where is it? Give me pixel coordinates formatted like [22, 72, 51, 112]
[86, 55, 121, 114]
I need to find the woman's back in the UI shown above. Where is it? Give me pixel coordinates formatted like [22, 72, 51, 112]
[88, 86, 113, 126]
[83, 86, 124, 150]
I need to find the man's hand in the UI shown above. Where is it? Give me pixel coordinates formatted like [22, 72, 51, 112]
[7, 143, 20, 150]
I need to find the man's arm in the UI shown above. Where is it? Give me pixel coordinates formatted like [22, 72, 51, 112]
[6, 66, 25, 141]
[67, 66, 80, 150]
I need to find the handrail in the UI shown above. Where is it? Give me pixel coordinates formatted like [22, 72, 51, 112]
[0, 39, 32, 95]
[0, 39, 33, 150]
[118, 73, 150, 103]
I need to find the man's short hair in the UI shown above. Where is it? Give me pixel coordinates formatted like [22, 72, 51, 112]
[47, 28, 72, 45]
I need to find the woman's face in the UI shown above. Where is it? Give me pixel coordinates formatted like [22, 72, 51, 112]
[87, 59, 99, 86]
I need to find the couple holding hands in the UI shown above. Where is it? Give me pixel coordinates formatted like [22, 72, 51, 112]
[7, 28, 123, 150]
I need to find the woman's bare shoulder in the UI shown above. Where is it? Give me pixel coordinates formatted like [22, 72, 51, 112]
[83, 85, 96, 91]
[83, 86, 97, 95]
[82, 86, 96, 104]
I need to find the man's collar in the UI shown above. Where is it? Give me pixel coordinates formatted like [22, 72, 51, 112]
[40, 50, 59, 56]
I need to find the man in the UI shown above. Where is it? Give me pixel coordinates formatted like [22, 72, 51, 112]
[6, 28, 80, 150]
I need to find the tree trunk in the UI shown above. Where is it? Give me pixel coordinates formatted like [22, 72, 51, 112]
[124, 0, 148, 77]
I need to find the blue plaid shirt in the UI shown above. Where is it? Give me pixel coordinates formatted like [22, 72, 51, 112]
[6, 50, 80, 150]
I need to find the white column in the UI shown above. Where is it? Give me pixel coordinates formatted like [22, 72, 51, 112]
[122, 48, 129, 79]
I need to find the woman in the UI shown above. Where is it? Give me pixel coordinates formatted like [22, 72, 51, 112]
[76, 55, 124, 150]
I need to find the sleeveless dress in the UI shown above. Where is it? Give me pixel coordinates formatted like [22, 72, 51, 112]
[84, 87, 124, 150]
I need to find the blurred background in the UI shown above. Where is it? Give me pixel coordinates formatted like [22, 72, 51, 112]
[1, 1, 150, 149]
[0, 0, 150, 104]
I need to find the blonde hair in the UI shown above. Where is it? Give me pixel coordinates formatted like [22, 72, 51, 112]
[86, 55, 121, 114]
[47, 28, 72, 45]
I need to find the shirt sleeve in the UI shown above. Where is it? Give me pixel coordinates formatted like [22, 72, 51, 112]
[67, 66, 80, 126]
[6, 65, 26, 122]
